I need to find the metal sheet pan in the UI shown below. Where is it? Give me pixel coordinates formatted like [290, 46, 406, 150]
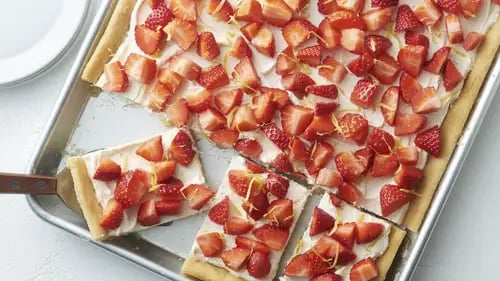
[25, 0, 500, 280]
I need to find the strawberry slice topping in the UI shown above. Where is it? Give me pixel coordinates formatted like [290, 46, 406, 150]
[395, 5, 423, 31]
[103, 61, 129, 92]
[198, 107, 227, 131]
[443, 60, 464, 91]
[232, 57, 261, 92]
[362, 7, 392, 31]
[136, 136, 164, 162]
[281, 72, 316, 98]
[397, 45, 426, 78]
[281, 104, 314, 136]
[266, 173, 290, 198]
[182, 184, 215, 210]
[155, 200, 182, 215]
[350, 257, 379, 281]
[235, 236, 271, 253]
[313, 236, 357, 265]
[347, 52, 375, 77]
[338, 182, 363, 204]
[370, 53, 401, 84]
[214, 89, 243, 115]
[445, 14, 464, 44]
[124, 53, 157, 84]
[164, 19, 197, 51]
[100, 199, 124, 230]
[221, 247, 251, 271]
[224, 216, 254, 234]
[306, 141, 334, 175]
[284, 251, 331, 277]
[135, 24, 164, 55]
[207, 0, 234, 21]
[145, 2, 174, 30]
[282, 19, 314, 48]
[411, 87, 441, 114]
[209, 129, 239, 148]
[368, 128, 395, 155]
[463, 32, 485, 51]
[414, 125, 441, 157]
[380, 86, 400, 126]
[196, 232, 224, 257]
[114, 169, 150, 208]
[395, 113, 427, 136]
[319, 56, 348, 83]
[316, 168, 343, 188]
[356, 222, 384, 243]
[397, 146, 420, 166]
[138, 198, 161, 226]
[260, 123, 290, 151]
[364, 35, 392, 57]
[399, 71, 422, 103]
[170, 0, 196, 21]
[235, 0, 263, 23]
[168, 130, 195, 166]
[231, 105, 259, 131]
[341, 28, 365, 54]
[152, 160, 176, 183]
[336, 113, 369, 144]
[380, 184, 413, 216]
[197, 64, 229, 90]
[261, 0, 293, 27]
[167, 98, 189, 127]
[395, 165, 424, 189]
[335, 152, 366, 182]
[372, 154, 399, 177]
[208, 196, 229, 225]
[350, 78, 379, 108]
[310, 207, 335, 236]
[424, 46, 451, 74]
[252, 224, 289, 250]
[297, 45, 322, 66]
[415, 0, 442, 27]
[330, 222, 356, 249]
[247, 252, 271, 278]
[93, 158, 121, 181]
[235, 138, 263, 158]
[197, 32, 220, 61]
[265, 198, 294, 228]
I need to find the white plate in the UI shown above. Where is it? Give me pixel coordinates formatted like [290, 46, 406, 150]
[0, 0, 89, 88]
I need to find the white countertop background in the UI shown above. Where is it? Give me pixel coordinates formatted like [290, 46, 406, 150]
[1, 1, 500, 280]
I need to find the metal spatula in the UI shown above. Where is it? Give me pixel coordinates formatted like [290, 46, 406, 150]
[0, 168, 81, 214]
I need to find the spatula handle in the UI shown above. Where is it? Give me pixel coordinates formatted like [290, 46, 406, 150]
[0, 173, 57, 194]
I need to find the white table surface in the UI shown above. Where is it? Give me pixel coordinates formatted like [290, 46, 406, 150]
[1, 2, 500, 281]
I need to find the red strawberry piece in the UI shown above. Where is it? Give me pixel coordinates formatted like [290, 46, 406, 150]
[99, 199, 124, 229]
[395, 166, 423, 189]
[231, 105, 259, 131]
[411, 87, 441, 114]
[368, 128, 395, 155]
[364, 34, 392, 57]
[437, 0, 461, 13]
[276, 47, 298, 76]
[443, 60, 463, 91]
[306, 141, 334, 175]
[351, 78, 379, 108]
[338, 182, 363, 204]
[167, 98, 189, 127]
[282, 19, 314, 48]
[235, 138, 263, 158]
[318, 18, 341, 49]
[311, 273, 342, 281]
[297, 45, 322, 66]
[415, 0, 442, 27]
[207, 0, 234, 21]
[289, 136, 310, 161]
[266, 173, 290, 198]
[93, 158, 121, 181]
[208, 196, 229, 225]
[197, 64, 229, 90]
[350, 258, 379, 281]
[231, 36, 253, 59]
[347, 52, 375, 77]
[284, 251, 331, 277]
[354, 147, 375, 171]
[210, 129, 239, 148]
[318, 0, 338, 14]
[380, 86, 399, 126]
[147, 82, 172, 112]
[314, 102, 338, 116]
[260, 87, 289, 109]
[313, 236, 357, 265]
[185, 90, 213, 113]
[157, 177, 184, 200]
[114, 169, 150, 208]
[380, 184, 413, 216]
[371, 0, 398, 8]
[221, 247, 251, 271]
[152, 160, 176, 183]
[135, 24, 164, 55]
[302, 115, 336, 141]
[395, 5, 423, 31]
[329, 193, 343, 207]
[336, 0, 365, 12]
[260, 123, 290, 151]
[399, 71, 422, 103]
[283, 0, 306, 12]
[395, 113, 427, 136]
[250, 25, 276, 57]
[362, 7, 392, 31]
[336, 113, 369, 144]
[214, 88, 243, 115]
[397, 45, 426, 78]
[341, 28, 365, 54]
[330, 222, 356, 249]
[182, 184, 215, 210]
[164, 19, 197, 51]
[168, 130, 195, 166]
[316, 168, 343, 188]
[282, 72, 316, 98]
[424, 46, 451, 74]
[372, 154, 399, 177]
[310, 207, 335, 236]
[281, 104, 314, 135]
[445, 14, 464, 44]
[228, 170, 254, 197]
[415, 125, 441, 157]
[252, 224, 289, 250]
[270, 153, 294, 173]
[328, 10, 367, 30]
[124, 53, 157, 84]
[146, 0, 162, 8]
[138, 198, 161, 226]
[405, 30, 429, 50]
[265, 198, 294, 228]
[235, 236, 271, 253]
[242, 190, 269, 220]
[197, 32, 220, 61]
[460, 0, 481, 18]
[233, 57, 261, 92]
[169, 0, 196, 21]
[318, 56, 348, 83]
[103, 61, 128, 92]
[245, 160, 266, 173]
[261, 0, 293, 27]
[247, 252, 271, 278]
[157, 68, 183, 92]
[356, 222, 384, 243]
[370, 52, 401, 84]
[306, 84, 338, 99]
[397, 146, 419, 166]
[155, 200, 182, 215]
[198, 107, 227, 131]
[196, 232, 224, 257]
[224, 216, 254, 234]
[145, 2, 174, 29]
[235, 0, 263, 22]
[463, 32, 485, 51]
[169, 56, 201, 81]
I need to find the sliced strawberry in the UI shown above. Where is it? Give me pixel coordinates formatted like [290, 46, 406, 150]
[289, 136, 310, 161]
[347, 52, 374, 77]
[350, 258, 379, 281]
[103, 61, 129, 92]
[437, 0, 461, 13]
[198, 107, 227, 131]
[415, 125, 441, 157]
[197, 32, 220, 61]
[297, 45, 322, 66]
[233, 57, 261, 91]
[313, 236, 357, 265]
[338, 182, 363, 204]
[405, 30, 429, 49]
[260, 123, 290, 151]
[247, 252, 271, 278]
[372, 153, 399, 177]
[445, 14, 464, 44]
[356, 222, 384, 243]
[399, 71, 422, 103]
[335, 152, 366, 182]
[135, 25, 163, 55]
[411, 87, 441, 114]
[281, 104, 314, 135]
[136, 136, 164, 162]
[368, 128, 395, 155]
[242, 191, 269, 220]
[186, 90, 212, 113]
[170, 56, 201, 81]
[231, 36, 253, 59]
[336, 0, 365, 12]
[336, 113, 369, 144]
[266, 173, 289, 198]
[443, 60, 463, 91]
[397, 146, 419, 166]
[147, 82, 172, 112]
[235, 236, 271, 253]
[284, 251, 331, 277]
[276, 47, 298, 76]
[370, 52, 401, 84]
[395, 5, 423, 31]
[168, 130, 195, 166]
[221, 247, 251, 271]
[208, 196, 229, 225]
[231, 105, 259, 131]
[99, 199, 124, 229]
[155, 200, 182, 215]
[306, 84, 338, 99]
[157, 177, 184, 200]
[265, 198, 294, 228]
[93, 158, 121, 181]
[146, 0, 162, 8]
[329, 193, 343, 207]
[415, 0, 442, 27]
[249, 24, 276, 57]
[380, 86, 399, 126]
[364, 35, 392, 58]
[328, 10, 367, 30]
[424, 46, 451, 74]
[252, 224, 289, 250]
[245, 160, 266, 174]
[282, 19, 314, 47]
[283, 0, 306, 12]
[228, 170, 265, 197]
[261, 87, 290, 109]
[310, 207, 335, 236]
[235, 138, 263, 158]
[330, 222, 356, 249]
[261, 0, 293, 27]
[306, 141, 334, 175]
[282, 72, 316, 98]
[362, 7, 392, 31]
[354, 147, 375, 171]
[371, 0, 398, 7]
[167, 98, 189, 127]
[302, 115, 336, 141]
[164, 19, 197, 51]
[460, 0, 481, 18]
[124, 53, 157, 84]
[351, 78, 379, 108]
[397, 45, 426, 78]
[210, 129, 239, 148]
[270, 153, 294, 173]
[395, 165, 423, 189]
[197, 64, 229, 90]
[152, 160, 176, 183]
[318, 18, 341, 49]
[214, 89, 243, 115]
[235, 0, 263, 22]
[157, 68, 183, 92]
[314, 102, 338, 116]
[207, 0, 234, 21]
[341, 28, 365, 54]
[196, 232, 224, 257]
[318, 56, 348, 83]
[395, 113, 427, 136]
[137, 198, 161, 226]
[380, 184, 413, 216]
[145, 2, 174, 29]
[114, 169, 150, 208]
[318, 0, 338, 14]
[169, 0, 196, 21]
[463, 32, 485, 51]
[182, 184, 215, 210]
[316, 168, 343, 188]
